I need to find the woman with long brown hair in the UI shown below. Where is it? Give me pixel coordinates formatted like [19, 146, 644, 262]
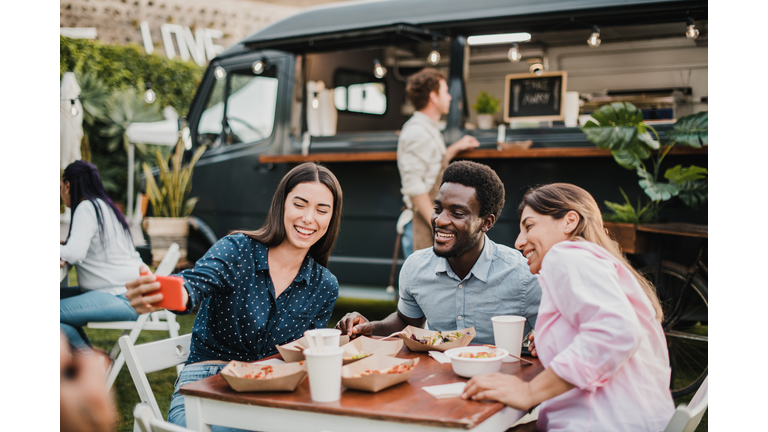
[125, 162, 343, 431]
[462, 183, 674, 431]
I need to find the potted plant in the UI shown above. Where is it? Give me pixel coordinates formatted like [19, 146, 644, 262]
[581, 102, 707, 253]
[473, 91, 500, 129]
[141, 132, 206, 268]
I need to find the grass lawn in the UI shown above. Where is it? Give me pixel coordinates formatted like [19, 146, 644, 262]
[73, 264, 705, 431]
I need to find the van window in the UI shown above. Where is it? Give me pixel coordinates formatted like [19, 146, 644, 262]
[333, 69, 386, 115]
[196, 68, 278, 147]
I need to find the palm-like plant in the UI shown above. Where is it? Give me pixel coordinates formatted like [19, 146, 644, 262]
[74, 72, 111, 162]
[581, 102, 708, 221]
[142, 135, 206, 218]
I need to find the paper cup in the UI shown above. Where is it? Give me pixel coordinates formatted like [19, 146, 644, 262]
[303, 347, 344, 402]
[491, 316, 526, 363]
[304, 328, 342, 348]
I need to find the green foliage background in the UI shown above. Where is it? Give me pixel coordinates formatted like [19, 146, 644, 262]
[59, 36, 205, 205]
[60, 36, 205, 117]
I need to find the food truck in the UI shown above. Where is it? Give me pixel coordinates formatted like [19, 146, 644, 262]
[181, 0, 708, 286]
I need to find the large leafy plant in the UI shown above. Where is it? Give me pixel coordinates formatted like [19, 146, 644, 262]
[142, 135, 206, 218]
[582, 102, 707, 222]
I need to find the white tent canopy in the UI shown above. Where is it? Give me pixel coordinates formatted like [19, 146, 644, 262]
[125, 106, 180, 146]
[60, 72, 83, 170]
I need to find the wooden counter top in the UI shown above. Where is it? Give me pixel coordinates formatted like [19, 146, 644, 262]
[259, 146, 707, 164]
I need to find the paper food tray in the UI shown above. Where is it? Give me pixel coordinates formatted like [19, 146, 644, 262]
[341, 355, 419, 393]
[342, 336, 403, 365]
[220, 360, 307, 392]
[276, 335, 351, 362]
[400, 326, 476, 352]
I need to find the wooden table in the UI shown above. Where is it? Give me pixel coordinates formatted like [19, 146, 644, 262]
[180, 344, 544, 432]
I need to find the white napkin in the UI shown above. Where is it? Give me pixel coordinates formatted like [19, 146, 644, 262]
[252, 358, 286, 366]
[422, 382, 466, 399]
[428, 351, 452, 364]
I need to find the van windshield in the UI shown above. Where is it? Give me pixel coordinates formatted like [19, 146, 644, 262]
[197, 68, 278, 147]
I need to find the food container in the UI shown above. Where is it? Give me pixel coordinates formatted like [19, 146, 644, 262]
[341, 355, 419, 393]
[443, 346, 508, 378]
[342, 336, 403, 365]
[220, 360, 307, 392]
[276, 334, 351, 362]
[400, 326, 476, 352]
[496, 140, 533, 151]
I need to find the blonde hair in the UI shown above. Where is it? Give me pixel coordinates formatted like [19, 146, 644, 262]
[518, 183, 663, 322]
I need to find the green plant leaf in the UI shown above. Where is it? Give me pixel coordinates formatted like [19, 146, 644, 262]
[666, 111, 708, 148]
[664, 165, 708, 184]
[611, 150, 643, 170]
[637, 168, 680, 201]
[581, 102, 656, 170]
[676, 179, 708, 209]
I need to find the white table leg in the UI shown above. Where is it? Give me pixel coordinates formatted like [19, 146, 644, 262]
[184, 395, 212, 432]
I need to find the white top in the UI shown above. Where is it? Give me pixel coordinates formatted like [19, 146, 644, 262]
[535, 241, 674, 432]
[397, 111, 446, 205]
[60, 199, 143, 295]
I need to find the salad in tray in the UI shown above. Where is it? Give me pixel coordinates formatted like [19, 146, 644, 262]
[410, 330, 470, 346]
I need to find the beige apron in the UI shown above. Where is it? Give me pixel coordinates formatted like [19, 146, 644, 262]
[412, 159, 448, 252]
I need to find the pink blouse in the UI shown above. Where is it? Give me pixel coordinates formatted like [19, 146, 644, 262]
[534, 241, 674, 431]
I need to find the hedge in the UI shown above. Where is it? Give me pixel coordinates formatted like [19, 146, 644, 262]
[59, 36, 205, 116]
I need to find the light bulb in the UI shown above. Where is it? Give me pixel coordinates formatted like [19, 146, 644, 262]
[144, 88, 156, 104]
[214, 66, 226, 80]
[312, 92, 319, 109]
[587, 26, 601, 47]
[428, 49, 441, 65]
[252, 60, 265, 74]
[686, 18, 699, 39]
[70, 99, 78, 116]
[373, 59, 387, 79]
[507, 43, 521, 62]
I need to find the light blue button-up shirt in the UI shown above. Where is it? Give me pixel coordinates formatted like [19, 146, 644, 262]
[397, 235, 541, 345]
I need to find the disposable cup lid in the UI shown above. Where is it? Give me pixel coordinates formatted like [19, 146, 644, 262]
[491, 315, 526, 323]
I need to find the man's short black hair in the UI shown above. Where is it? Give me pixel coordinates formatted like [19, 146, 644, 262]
[441, 160, 505, 218]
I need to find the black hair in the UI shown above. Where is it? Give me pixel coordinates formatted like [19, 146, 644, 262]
[441, 160, 505, 218]
[62, 160, 132, 245]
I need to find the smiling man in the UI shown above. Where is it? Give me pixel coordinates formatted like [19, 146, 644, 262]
[337, 161, 541, 345]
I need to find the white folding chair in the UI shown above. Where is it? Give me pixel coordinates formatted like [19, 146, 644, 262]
[88, 243, 182, 390]
[134, 403, 196, 432]
[121, 334, 192, 432]
[663, 376, 708, 432]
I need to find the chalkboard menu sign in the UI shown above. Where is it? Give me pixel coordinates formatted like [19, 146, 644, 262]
[503, 72, 567, 122]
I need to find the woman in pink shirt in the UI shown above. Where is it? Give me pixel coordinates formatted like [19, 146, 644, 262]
[462, 183, 674, 431]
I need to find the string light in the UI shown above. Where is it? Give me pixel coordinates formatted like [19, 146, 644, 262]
[427, 43, 441, 65]
[685, 17, 699, 39]
[373, 59, 387, 79]
[312, 92, 319, 109]
[214, 66, 226, 80]
[143, 83, 156, 104]
[252, 59, 265, 74]
[70, 99, 78, 116]
[587, 26, 601, 47]
[507, 43, 522, 62]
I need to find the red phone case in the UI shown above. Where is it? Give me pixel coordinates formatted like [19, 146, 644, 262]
[141, 272, 186, 311]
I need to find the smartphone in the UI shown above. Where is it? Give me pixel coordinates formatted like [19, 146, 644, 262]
[141, 271, 187, 311]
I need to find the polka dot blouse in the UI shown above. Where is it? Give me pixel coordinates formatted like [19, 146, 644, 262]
[173, 233, 339, 364]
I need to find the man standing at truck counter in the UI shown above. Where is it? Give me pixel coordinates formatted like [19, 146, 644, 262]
[337, 160, 541, 345]
[397, 68, 480, 258]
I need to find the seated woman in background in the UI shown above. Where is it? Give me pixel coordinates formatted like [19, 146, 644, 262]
[125, 162, 343, 431]
[462, 183, 674, 432]
[60, 160, 143, 349]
